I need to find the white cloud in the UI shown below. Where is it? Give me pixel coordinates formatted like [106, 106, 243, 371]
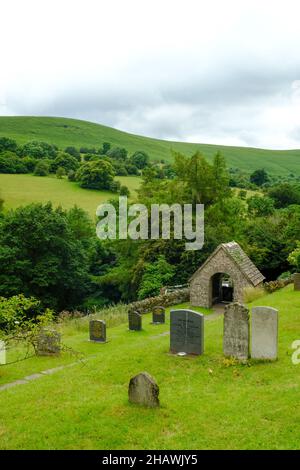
[1, 0, 300, 148]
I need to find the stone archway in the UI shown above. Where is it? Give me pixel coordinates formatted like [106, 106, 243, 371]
[210, 272, 234, 306]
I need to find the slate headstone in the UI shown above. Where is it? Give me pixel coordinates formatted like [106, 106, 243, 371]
[152, 306, 165, 324]
[128, 310, 142, 331]
[89, 320, 106, 343]
[223, 302, 249, 360]
[0, 340, 6, 365]
[251, 306, 278, 360]
[294, 273, 300, 291]
[128, 372, 159, 407]
[170, 309, 204, 355]
[36, 329, 61, 356]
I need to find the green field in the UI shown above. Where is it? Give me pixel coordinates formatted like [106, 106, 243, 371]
[1, 116, 300, 175]
[0, 174, 141, 218]
[0, 285, 299, 450]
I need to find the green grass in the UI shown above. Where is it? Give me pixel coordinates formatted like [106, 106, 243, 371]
[0, 174, 141, 218]
[1, 116, 300, 175]
[0, 285, 299, 449]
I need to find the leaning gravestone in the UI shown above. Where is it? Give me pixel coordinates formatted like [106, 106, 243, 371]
[89, 320, 106, 343]
[128, 372, 159, 407]
[36, 328, 61, 356]
[152, 306, 165, 324]
[170, 309, 204, 355]
[223, 303, 249, 360]
[128, 310, 142, 331]
[294, 273, 300, 291]
[0, 340, 6, 365]
[251, 306, 278, 360]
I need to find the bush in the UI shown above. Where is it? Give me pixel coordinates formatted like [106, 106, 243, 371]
[50, 152, 79, 173]
[120, 185, 130, 197]
[56, 167, 66, 179]
[64, 146, 81, 161]
[0, 152, 28, 174]
[68, 170, 76, 181]
[76, 160, 115, 190]
[19, 141, 57, 159]
[34, 160, 49, 176]
[0, 137, 18, 153]
[0, 294, 42, 332]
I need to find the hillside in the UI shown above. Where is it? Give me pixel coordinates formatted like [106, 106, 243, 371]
[0, 116, 300, 176]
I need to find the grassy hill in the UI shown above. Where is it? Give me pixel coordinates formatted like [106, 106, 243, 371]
[0, 116, 300, 176]
[0, 174, 141, 218]
[0, 285, 299, 449]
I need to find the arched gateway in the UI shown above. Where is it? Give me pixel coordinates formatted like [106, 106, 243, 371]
[190, 241, 265, 308]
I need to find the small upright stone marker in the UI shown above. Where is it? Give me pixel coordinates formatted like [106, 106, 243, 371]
[128, 310, 142, 331]
[251, 306, 278, 360]
[128, 372, 159, 407]
[294, 273, 300, 291]
[152, 306, 165, 324]
[0, 340, 6, 365]
[170, 309, 204, 355]
[89, 320, 106, 343]
[223, 302, 249, 360]
[36, 329, 61, 356]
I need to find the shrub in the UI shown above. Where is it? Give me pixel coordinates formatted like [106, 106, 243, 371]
[34, 160, 49, 176]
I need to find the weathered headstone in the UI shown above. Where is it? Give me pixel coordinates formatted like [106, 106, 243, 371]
[128, 310, 142, 331]
[128, 372, 159, 407]
[152, 306, 165, 324]
[89, 320, 106, 343]
[0, 340, 6, 365]
[36, 329, 61, 356]
[294, 273, 300, 291]
[251, 306, 278, 360]
[170, 309, 204, 355]
[223, 302, 249, 360]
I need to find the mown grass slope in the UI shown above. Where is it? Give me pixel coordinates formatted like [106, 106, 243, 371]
[0, 174, 141, 218]
[0, 285, 299, 450]
[0, 116, 300, 175]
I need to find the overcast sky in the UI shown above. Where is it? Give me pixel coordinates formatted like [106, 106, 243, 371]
[1, 0, 300, 149]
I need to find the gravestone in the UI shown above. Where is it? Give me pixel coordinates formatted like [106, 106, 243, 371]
[251, 306, 278, 360]
[294, 273, 300, 291]
[128, 310, 142, 331]
[128, 372, 159, 407]
[36, 329, 61, 356]
[170, 309, 204, 355]
[89, 320, 106, 343]
[152, 306, 165, 324]
[223, 302, 249, 360]
[0, 340, 6, 365]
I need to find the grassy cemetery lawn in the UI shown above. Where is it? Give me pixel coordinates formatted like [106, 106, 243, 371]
[0, 285, 299, 450]
[0, 174, 141, 218]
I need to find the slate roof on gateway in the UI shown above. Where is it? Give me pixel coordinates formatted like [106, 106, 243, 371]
[190, 241, 265, 286]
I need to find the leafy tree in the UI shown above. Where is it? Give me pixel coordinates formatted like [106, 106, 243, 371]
[288, 241, 300, 271]
[19, 141, 57, 159]
[268, 183, 300, 208]
[110, 180, 121, 193]
[76, 160, 115, 190]
[137, 255, 175, 299]
[100, 142, 111, 155]
[247, 195, 275, 217]
[0, 152, 28, 173]
[67, 169, 76, 181]
[125, 163, 139, 175]
[34, 160, 49, 176]
[250, 168, 269, 186]
[0, 137, 18, 153]
[107, 147, 128, 161]
[130, 151, 149, 169]
[120, 185, 130, 197]
[212, 151, 231, 201]
[64, 146, 81, 161]
[56, 167, 66, 179]
[50, 152, 79, 173]
[0, 203, 93, 309]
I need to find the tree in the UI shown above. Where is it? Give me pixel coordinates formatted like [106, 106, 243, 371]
[250, 168, 269, 186]
[0, 203, 93, 309]
[107, 147, 128, 161]
[19, 141, 57, 159]
[137, 255, 175, 299]
[68, 170, 76, 181]
[34, 160, 49, 176]
[0, 137, 18, 153]
[50, 152, 80, 173]
[56, 167, 66, 179]
[64, 146, 81, 161]
[120, 185, 130, 197]
[100, 142, 111, 155]
[130, 151, 149, 169]
[247, 195, 275, 217]
[76, 160, 115, 190]
[212, 151, 231, 201]
[268, 183, 300, 208]
[288, 242, 300, 271]
[0, 152, 28, 174]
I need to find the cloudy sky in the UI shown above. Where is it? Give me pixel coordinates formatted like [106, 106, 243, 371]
[1, 0, 300, 149]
